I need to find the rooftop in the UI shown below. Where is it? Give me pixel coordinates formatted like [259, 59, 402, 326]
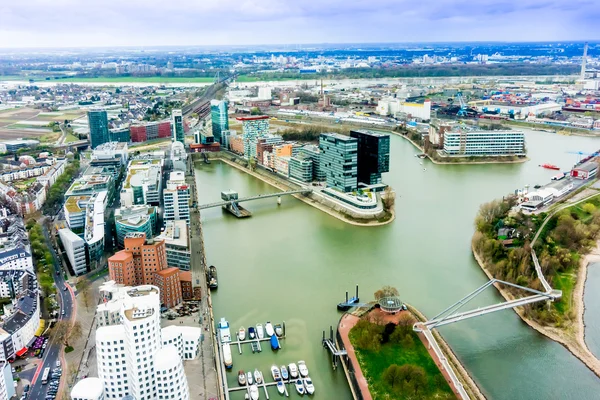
[156, 220, 189, 249]
[320, 132, 356, 142]
[109, 250, 132, 262]
[64, 195, 90, 214]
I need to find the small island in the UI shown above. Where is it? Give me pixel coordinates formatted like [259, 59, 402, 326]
[472, 187, 600, 376]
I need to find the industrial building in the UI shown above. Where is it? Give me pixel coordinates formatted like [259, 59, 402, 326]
[443, 129, 526, 157]
[350, 130, 390, 185]
[319, 133, 358, 192]
[210, 100, 229, 144]
[376, 98, 432, 121]
[88, 110, 110, 149]
[571, 160, 598, 180]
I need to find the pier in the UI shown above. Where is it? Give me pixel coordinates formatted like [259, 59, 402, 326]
[323, 326, 347, 370]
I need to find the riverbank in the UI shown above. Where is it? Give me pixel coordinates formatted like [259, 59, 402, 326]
[197, 154, 395, 226]
[472, 246, 600, 378]
[388, 130, 528, 165]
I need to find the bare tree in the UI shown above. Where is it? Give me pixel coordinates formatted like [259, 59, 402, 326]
[381, 186, 396, 211]
[374, 286, 400, 301]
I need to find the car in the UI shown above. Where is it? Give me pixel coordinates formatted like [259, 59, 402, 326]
[55, 360, 60, 368]
[23, 385, 30, 393]
[61, 310, 65, 316]
[63, 287, 67, 291]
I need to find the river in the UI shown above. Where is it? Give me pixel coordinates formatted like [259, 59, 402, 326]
[195, 129, 600, 400]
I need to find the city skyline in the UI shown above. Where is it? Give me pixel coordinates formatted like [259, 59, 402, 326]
[1, 0, 598, 49]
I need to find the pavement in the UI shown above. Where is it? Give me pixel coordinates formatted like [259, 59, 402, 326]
[23, 222, 76, 400]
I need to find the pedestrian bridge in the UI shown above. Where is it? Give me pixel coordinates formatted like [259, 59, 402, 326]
[198, 189, 312, 210]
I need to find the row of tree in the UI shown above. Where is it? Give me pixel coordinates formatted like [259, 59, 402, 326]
[42, 160, 80, 213]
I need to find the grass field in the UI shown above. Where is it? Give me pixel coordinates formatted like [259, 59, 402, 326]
[64, 133, 79, 143]
[349, 322, 453, 400]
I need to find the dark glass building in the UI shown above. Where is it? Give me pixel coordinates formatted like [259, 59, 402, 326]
[210, 100, 229, 144]
[350, 129, 390, 185]
[88, 110, 110, 149]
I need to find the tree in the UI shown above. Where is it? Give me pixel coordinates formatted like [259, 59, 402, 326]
[583, 203, 596, 215]
[396, 313, 416, 336]
[381, 186, 395, 211]
[374, 286, 399, 301]
[68, 321, 83, 346]
[250, 107, 261, 115]
[382, 364, 403, 388]
[53, 320, 69, 345]
[77, 278, 93, 312]
[398, 364, 428, 395]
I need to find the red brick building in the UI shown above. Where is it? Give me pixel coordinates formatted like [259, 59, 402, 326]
[155, 267, 183, 308]
[108, 250, 136, 286]
[179, 271, 193, 300]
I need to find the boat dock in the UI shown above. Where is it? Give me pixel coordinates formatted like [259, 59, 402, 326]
[323, 326, 347, 370]
[230, 335, 285, 354]
[229, 376, 302, 398]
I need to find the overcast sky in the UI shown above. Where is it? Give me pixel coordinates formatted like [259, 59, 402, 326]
[0, 0, 598, 48]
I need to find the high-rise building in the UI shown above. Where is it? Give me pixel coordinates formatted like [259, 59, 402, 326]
[350, 130, 390, 185]
[319, 133, 358, 193]
[236, 116, 270, 158]
[300, 144, 325, 181]
[289, 154, 313, 183]
[171, 110, 184, 144]
[114, 205, 158, 248]
[88, 110, 110, 149]
[79, 282, 196, 400]
[58, 228, 88, 276]
[163, 171, 190, 222]
[210, 100, 229, 144]
[122, 233, 168, 286]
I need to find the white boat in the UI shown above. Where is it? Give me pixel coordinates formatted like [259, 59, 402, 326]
[238, 370, 246, 386]
[218, 318, 231, 343]
[277, 381, 285, 394]
[298, 361, 308, 377]
[304, 377, 315, 395]
[222, 343, 232, 369]
[254, 369, 262, 384]
[271, 365, 281, 381]
[249, 384, 259, 400]
[256, 323, 264, 339]
[295, 379, 305, 395]
[288, 363, 299, 379]
[265, 321, 275, 337]
[238, 327, 246, 341]
[280, 365, 289, 380]
[274, 323, 283, 337]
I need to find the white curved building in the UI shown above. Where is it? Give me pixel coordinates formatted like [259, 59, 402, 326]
[71, 377, 104, 400]
[96, 325, 127, 399]
[155, 345, 189, 400]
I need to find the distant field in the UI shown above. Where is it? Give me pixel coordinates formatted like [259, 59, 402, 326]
[64, 134, 79, 143]
[0, 128, 47, 140]
[0, 75, 215, 84]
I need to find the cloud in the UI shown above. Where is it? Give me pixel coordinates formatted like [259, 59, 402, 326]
[0, 0, 597, 48]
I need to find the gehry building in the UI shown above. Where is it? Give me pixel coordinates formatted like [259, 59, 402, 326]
[72, 281, 199, 400]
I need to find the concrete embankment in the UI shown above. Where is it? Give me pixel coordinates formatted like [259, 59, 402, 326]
[194, 152, 395, 226]
[472, 245, 600, 378]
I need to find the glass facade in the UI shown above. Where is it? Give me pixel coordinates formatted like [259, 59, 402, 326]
[210, 100, 229, 144]
[300, 144, 325, 181]
[239, 117, 270, 159]
[171, 110, 185, 144]
[319, 133, 358, 193]
[289, 155, 313, 183]
[350, 130, 390, 185]
[88, 110, 110, 149]
[109, 127, 131, 143]
[443, 130, 526, 156]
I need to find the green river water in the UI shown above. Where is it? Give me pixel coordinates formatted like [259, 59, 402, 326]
[195, 129, 600, 400]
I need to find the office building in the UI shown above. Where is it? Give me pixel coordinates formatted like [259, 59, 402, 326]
[88, 110, 110, 149]
[171, 110, 185, 144]
[92, 142, 129, 165]
[109, 127, 130, 143]
[350, 130, 390, 185]
[59, 228, 88, 276]
[108, 250, 135, 286]
[156, 220, 191, 271]
[319, 133, 358, 193]
[70, 377, 104, 400]
[163, 171, 190, 222]
[154, 267, 183, 309]
[300, 144, 325, 181]
[237, 116, 270, 158]
[114, 205, 158, 248]
[130, 120, 172, 143]
[443, 129, 526, 156]
[120, 159, 163, 207]
[65, 174, 114, 201]
[289, 154, 313, 183]
[83, 282, 194, 400]
[210, 100, 229, 144]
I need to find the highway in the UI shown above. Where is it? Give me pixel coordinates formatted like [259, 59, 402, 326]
[26, 221, 75, 400]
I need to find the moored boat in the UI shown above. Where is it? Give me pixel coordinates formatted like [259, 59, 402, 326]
[298, 360, 308, 377]
[265, 321, 274, 337]
[288, 363, 298, 379]
[274, 323, 283, 337]
[295, 379, 305, 395]
[280, 365, 288, 380]
[271, 365, 281, 381]
[208, 265, 218, 289]
[238, 327, 246, 341]
[277, 381, 285, 394]
[270, 335, 280, 350]
[247, 371, 253, 385]
[218, 318, 231, 343]
[256, 323, 264, 339]
[540, 163, 560, 170]
[304, 377, 315, 395]
[249, 384, 259, 400]
[248, 327, 256, 340]
[254, 369, 262, 384]
[222, 343, 232, 369]
[238, 370, 246, 386]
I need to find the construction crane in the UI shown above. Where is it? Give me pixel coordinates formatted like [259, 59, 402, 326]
[567, 150, 595, 163]
[456, 92, 469, 117]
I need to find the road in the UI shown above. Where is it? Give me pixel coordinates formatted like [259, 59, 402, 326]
[25, 222, 75, 400]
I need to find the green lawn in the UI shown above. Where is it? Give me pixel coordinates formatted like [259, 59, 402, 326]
[1, 75, 215, 84]
[349, 322, 453, 400]
[553, 268, 576, 315]
[64, 133, 79, 143]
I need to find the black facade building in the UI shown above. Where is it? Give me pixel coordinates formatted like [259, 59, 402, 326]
[350, 129, 390, 185]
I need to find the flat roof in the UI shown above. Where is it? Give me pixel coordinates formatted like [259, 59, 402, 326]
[109, 250, 132, 262]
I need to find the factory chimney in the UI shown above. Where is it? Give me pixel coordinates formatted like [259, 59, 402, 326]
[581, 42, 588, 81]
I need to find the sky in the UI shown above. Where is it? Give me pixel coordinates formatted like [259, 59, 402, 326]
[0, 0, 598, 48]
